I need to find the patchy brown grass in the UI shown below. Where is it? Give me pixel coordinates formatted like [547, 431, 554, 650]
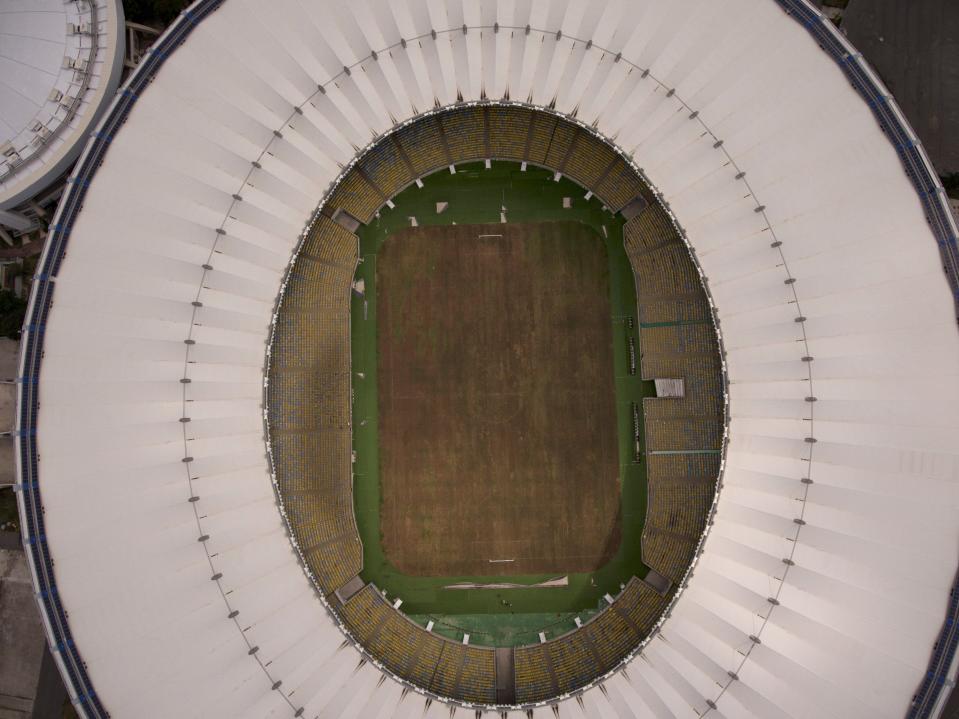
[377, 221, 621, 576]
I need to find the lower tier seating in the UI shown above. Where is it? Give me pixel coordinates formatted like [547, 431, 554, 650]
[328, 105, 648, 222]
[642, 529, 700, 585]
[597, 160, 646, 211]
[325, 170, 383, 224]
[616, 577, 671, 637]
[544, 118, 577, 169]
[645, 478, 715, 538]
[514, 644, 556, 703]
[563, 132, 618, 189]
[527, 111, 559, 166]
[267, 217, 362, 595]
[393, 116, 449, 176]
[488, 105, 532, 161]
[340, 585, 497, 704]
[513, 578, 669, 703]
[439, 107, 488, 164]
[626, 202, 725, 582]
[359, 136, 414, 201]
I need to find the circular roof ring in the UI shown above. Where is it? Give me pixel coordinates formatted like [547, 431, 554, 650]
[15, 1, 959, 717]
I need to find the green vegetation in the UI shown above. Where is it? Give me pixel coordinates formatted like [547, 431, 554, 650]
[942, 173, 959, 200]
[349, 162, 655, 646]
[0, 290, 26, 340]
[122, 0, 191, 25]
[0, 488, 17, 532]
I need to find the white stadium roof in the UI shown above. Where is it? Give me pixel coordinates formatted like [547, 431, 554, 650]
[15, 0, 959, 718]
[0, 0, 124, 210]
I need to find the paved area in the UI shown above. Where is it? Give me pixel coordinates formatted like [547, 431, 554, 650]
[0, 339, 17, 488]
[0, 548, 44, 718]
[0, 545, 69, 719]
[28, 648, 67, 719]
[843, 0, 959, 173]
[0, 337, 66, 716]
[0, 340, 18, 380]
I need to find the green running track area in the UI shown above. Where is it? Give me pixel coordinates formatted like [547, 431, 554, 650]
[349, 161, 655, 647]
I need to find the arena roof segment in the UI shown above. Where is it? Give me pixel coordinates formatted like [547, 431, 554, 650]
[15, 1, 959, 718]
[0, 0, 125, 211]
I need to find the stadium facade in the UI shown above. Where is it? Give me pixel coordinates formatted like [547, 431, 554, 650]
[15, 0, 959, 717]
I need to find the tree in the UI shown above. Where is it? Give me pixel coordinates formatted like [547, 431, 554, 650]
[123, 0, 192, 25]
[942, 173, 959, 200]
[0, 290, 27, 340]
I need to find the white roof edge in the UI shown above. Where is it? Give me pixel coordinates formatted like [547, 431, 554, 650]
[14, 0, 959, 717]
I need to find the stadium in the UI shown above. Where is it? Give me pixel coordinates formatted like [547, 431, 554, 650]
[14, 0, 959, 718]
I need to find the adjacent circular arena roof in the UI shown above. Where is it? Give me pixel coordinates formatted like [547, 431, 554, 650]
[16, 1, 959, 718]
[0, 0, 125, 210]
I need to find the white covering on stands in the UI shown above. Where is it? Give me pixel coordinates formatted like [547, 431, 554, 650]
[0, 0, 125, 209]
[30, 0, 959, 717]
[654, 378, 685, 398]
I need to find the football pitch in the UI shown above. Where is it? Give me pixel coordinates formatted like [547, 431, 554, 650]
[377, 221, 621, 577]
[350, 162, 655, 646]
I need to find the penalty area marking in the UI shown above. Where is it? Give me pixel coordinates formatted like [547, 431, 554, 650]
[488, 558, 515, 563]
